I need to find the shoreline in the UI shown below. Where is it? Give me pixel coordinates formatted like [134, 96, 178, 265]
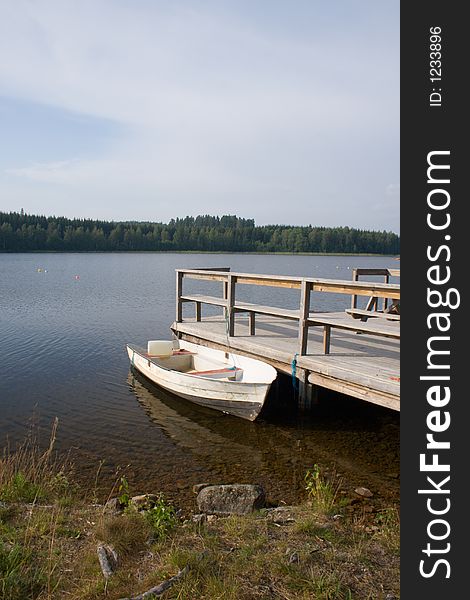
[0, 250, 399, 257]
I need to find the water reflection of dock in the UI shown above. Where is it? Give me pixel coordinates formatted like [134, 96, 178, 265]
[172, 268, 400, 411]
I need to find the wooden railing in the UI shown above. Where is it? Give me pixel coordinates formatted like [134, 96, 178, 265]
[175, 268, 400, 355]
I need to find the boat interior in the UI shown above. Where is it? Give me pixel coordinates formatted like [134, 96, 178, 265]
[147, 350, 244, 381]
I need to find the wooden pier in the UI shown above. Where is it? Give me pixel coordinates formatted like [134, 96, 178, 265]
[171, 268, 400, 411]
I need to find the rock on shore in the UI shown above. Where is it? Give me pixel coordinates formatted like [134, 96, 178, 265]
[196, 484, 266, 515]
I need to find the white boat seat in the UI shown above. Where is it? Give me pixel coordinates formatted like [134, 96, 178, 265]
[188, 366, 243, 380]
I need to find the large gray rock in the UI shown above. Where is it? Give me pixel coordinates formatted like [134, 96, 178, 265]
[196, 484, 265, 515]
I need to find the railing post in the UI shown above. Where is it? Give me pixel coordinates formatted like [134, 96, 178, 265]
[351, 268, 358, 309]
[227, 274, 236, 336]
[323, 325, 331, 354]
[249, 312, 256, 335]
[298, 280, 311, 355]
[383, 273, 390, 311]
[223, 278, 229, 319]
[176, 271, 183, 322]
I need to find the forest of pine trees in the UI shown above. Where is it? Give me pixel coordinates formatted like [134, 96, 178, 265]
[0, 212, 399, 254]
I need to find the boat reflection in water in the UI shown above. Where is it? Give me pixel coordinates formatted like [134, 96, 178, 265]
[126, 369, 311, 505]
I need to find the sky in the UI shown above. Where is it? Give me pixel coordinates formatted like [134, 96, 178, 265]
[0, 1, 400, 232]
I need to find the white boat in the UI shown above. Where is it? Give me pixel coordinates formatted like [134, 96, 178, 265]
[126, 339, 277, 421]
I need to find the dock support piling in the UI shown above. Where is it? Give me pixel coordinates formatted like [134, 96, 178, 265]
[296, 367, 314, 410]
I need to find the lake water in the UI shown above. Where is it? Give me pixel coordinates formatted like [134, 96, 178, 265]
[0, 253, 400, 508]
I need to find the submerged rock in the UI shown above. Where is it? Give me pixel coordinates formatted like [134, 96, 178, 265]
[196, 484, 266, 515]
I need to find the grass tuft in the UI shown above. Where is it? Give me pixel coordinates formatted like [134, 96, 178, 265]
[95, 511, 151, 556]
[304, 464, 344, 515]
[0, 418, 75, 505]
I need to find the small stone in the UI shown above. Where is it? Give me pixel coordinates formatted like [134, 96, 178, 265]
[354, 487, 373, 498]
[206, 514, 217, 524]
[104, 498, 122, 515]
[97, 544, 118, 578]
[266, 507, 296, 524]
[288, 552, 300, 564]
[192, 513, 206, 525]
[130, 494, 158, 511]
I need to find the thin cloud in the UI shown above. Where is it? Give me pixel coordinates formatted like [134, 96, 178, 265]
[0, 1, 399, 231]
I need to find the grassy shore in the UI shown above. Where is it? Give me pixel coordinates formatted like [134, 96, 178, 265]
[1, 426, 400, 599]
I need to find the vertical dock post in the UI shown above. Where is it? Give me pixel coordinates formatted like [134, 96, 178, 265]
[351, 268, 358, 309]
[227, 274, 236, 336]
[221, 268, 230, 319]
[176, 271, 183, 322]
[383, 272, 390, 312]
[249, 312, 256, 335]
[298, 280, 311, 355]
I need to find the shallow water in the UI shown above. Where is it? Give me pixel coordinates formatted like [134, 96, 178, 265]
[0, 253, 399, 507]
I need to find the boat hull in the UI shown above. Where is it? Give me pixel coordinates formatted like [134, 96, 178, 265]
[126, 342, 275, 421]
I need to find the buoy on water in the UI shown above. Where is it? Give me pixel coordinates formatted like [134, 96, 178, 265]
[74, 275, 80, 280]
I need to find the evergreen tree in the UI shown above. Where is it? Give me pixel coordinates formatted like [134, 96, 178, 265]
[0, 211, 400, 254]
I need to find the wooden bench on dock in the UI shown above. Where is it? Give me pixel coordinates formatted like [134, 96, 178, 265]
[307, 312, 399, 354]
[345, 308, 400, 322]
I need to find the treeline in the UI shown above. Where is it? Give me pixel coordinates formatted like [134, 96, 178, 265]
[0, 212, 400, 254]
